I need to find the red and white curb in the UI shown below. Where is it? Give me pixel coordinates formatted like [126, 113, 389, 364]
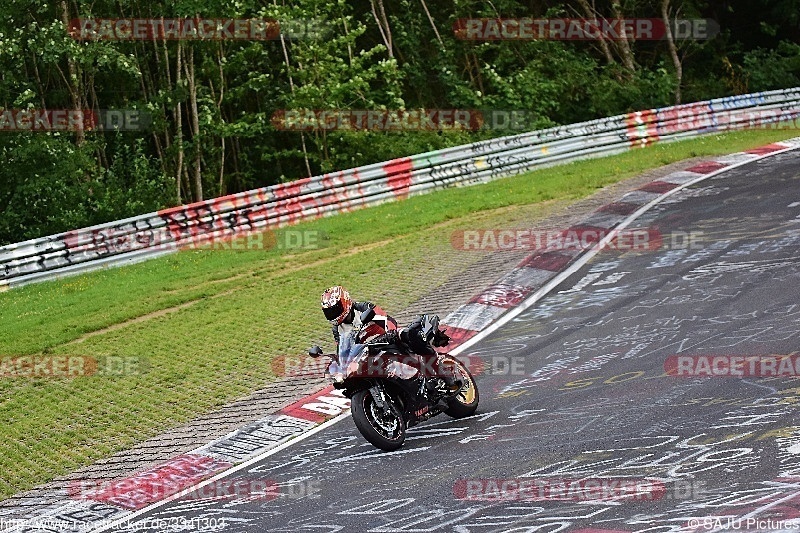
[0, 388, 349, 532]
[3, 138, 799, 533]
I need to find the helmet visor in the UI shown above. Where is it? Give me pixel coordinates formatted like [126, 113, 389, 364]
[323, 301, 345, 322]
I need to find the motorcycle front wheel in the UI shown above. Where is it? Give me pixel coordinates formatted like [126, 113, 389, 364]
[351, 388, 406, 451]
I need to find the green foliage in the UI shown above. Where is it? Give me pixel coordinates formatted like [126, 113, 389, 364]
[0, 136, 93, 242]
[0, 135, 171, 244]
[89, 138, 173, 221]
[0, 0, 796, 245]
[589, 66, 676, 116]
[743, 41, 800, 91]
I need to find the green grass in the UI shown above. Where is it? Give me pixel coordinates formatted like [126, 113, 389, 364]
[0, 129, 796, 498]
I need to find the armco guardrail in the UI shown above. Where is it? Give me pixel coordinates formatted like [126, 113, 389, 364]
[2, 88, 799, 289]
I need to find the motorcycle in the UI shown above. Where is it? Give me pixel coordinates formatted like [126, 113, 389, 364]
[309, 308, 480, 451]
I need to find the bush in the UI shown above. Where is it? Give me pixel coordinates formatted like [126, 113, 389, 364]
[0, 135, 169, 246]
[743, 41, 800, 91]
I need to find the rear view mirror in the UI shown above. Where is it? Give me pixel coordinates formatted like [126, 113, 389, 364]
[360, 307, 375, 324]
[308, 346, 324, 357]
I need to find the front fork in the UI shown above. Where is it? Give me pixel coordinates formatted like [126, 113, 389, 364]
[369, 383, 393, 417]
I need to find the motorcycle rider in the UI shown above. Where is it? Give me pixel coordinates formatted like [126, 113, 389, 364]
[320, 285, 460, 393]
[396, 314, 461, 393]
[321, 285, 397, 355]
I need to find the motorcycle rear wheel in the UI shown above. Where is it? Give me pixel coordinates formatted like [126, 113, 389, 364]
[351, 389, 406, 451]
[444, 357, 480, 418]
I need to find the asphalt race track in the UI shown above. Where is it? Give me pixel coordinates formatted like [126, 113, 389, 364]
[101, 152, 800, 532]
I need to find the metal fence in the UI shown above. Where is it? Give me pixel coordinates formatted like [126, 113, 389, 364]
[2, 87, 799, 289]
